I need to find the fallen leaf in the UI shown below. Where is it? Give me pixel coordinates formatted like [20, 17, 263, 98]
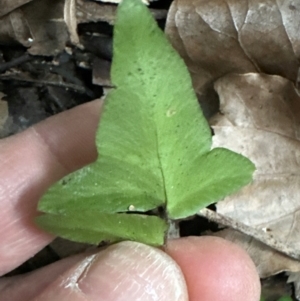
[0, 92, 8, 133]
[94, 0, 151, 4]
[213, 229, 300, 301]
[0, 8, 33, 47]
[166, 0, 300, 284]
[0, 0, 33, 18]
[211, 72, 300, 261]
[0, 0, 76, 55]
[64, 0, 80, 46]
[165, 0, 300, 115]
[213, 229, 300, 278]
[76, 0, 167, 25]
[0, 0, 167, 55]
[23, 0, 70, 55]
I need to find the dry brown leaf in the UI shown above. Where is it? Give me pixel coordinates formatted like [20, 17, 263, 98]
[165, 0, 300, 113]
[214, 227, 300, 298]
[213, 229, 300, 278]
[0, 0, 77, 55]
[0, 0, 33, 18]
[0, 0, 166, 55]
[76, 0, 118, 24]
[211, 73, 300, 258]
[22, 0, 70, 55]
[76, 0, 167, 25]
[199, 207, 300, 261]
[0, 8, 33, 47]
[0, 92, 8, 128]
[94, 0, 151, 4]
[64, 0, 80, 46]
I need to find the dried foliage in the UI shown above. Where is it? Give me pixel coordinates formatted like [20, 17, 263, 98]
[165, 0, 300, 115]
[166, 0, 300, 292]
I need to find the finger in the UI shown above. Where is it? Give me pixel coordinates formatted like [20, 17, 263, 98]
[0, 252, 87, 301]
[0, 242, 188, 301]
[166, 236, 261, 301]
[0, 237, 261, 301]
[0, 100, 102, 275]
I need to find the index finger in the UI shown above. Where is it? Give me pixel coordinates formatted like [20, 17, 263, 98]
[0, 100, 102, 275]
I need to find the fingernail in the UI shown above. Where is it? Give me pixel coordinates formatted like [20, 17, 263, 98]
[77, 241, 188, 301]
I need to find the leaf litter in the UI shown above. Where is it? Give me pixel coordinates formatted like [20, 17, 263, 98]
[165, 0, 300, 298]
[165, 0, 300, 117]
[209, 73, 300, 296]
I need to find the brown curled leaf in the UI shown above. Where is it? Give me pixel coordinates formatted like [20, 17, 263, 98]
[0, 0, 33, 18]
[214, 229, 300, 278]
[211, 73, 300, 263]
[165, 0, 300, 114]
[0, 0, 74, 56]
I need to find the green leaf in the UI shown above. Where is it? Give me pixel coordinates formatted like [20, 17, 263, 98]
[167, 147, 255, 218]
[36, 0, 255, 245]
[36, 211, 167, 246]
[38, 159, 164, 215]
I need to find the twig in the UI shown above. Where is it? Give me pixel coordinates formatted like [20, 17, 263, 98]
[0, 53, 33, 73]
[167, 220, 180, 239]
[0, 73, 89, 94]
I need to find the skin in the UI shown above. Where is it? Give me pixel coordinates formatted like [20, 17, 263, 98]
[0, 100, 261, 301]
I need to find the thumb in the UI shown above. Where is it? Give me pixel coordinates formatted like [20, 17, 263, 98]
[34, 241, 188, 301]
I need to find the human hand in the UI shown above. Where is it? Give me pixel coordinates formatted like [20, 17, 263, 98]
[0, 100, 261, 301]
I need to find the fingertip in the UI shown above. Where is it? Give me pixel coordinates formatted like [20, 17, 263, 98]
[33, 242, 189, 301]
[77, 242, 188, 301]
[166, 236, 261, 301]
